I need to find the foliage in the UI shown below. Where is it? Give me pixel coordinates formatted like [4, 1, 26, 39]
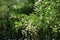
[0, 0, 60, 40]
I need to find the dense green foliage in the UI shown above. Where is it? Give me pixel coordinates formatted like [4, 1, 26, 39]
[0, 0, 60, 40]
